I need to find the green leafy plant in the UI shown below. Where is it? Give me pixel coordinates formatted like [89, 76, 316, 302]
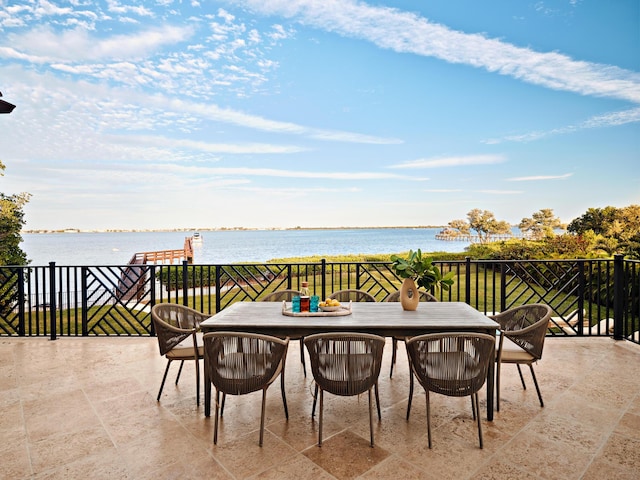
[390, 249, 455, 291]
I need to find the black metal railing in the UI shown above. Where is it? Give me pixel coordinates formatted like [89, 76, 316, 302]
[1, 256, 638, 344]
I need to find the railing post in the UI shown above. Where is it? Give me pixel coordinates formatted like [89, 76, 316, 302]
[81, 267, 88, 336]
[17, 267, 25, 336]
[182, 260, 189, 307]
[215, 265, 221, 313]
[577, 261, 585, 336]
[500, 262, 507, 312]
[464, 257, 471, 305]
[321, 259, 327, 301]
[48, 262, 57, 341]
[613, 254, 624, 340]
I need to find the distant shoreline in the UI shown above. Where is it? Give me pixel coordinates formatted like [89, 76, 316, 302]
[22, 225, 448, 234]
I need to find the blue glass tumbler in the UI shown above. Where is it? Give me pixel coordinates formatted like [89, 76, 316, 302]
[291, 296, 301, 313]
[310, 295, 319, 312]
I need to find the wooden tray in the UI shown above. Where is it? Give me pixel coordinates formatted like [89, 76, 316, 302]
[281, 301, 352, 317]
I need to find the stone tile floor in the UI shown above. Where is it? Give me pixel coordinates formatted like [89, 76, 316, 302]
[1, 336, 639, 479]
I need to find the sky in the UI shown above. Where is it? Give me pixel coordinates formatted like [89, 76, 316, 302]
[1, 0, 639, 231]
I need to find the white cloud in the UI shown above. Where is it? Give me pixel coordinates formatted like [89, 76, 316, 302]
[391, 154, 506, 169]
[507, 173, 573, 181]
[485, 107, 640, 144]
[236, 0, 640, 105]
[2, 24, 194, 62]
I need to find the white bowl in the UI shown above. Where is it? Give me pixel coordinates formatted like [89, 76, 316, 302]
[319, 305, 342, 312]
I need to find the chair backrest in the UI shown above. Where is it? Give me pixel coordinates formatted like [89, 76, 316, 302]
[491, 304, 552, 359]
[328, 289, 376, 302]
[203, 332, 289, 395]
[304, 332, 385, 396]
[384, 290, 438, 302]
[152, 303, 208, 330]
[261, 290, 301, 302]
[406, 332, 495, 397]
[151, 304, 205, 356]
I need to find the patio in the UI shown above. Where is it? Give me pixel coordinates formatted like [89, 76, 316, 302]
[1, 336, 639, 479]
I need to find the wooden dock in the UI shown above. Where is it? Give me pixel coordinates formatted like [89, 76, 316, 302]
[117, 237, 194, 301]
[435, 233, 521, 242]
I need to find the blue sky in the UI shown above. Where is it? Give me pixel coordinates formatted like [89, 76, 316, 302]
[1, 0, 638, 231]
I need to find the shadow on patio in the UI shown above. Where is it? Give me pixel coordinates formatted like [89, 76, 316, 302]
[1, 336, 639, 479]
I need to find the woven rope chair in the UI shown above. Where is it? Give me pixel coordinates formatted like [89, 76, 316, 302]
[406, 332, 495, 449]
[151, 304, 208, 405]
[262, 289, 307, 376]
[328, 289, 376, 303]
[385, 290, 438, 378]
[304, 332, 385, 447]
[203, 332, 289, 446]
[489, 304, 552, 411]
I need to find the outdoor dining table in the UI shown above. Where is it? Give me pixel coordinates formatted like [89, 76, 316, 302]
[199, 301, 500, 421]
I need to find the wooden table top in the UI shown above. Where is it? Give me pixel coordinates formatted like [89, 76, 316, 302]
[200, 301, 499, 338]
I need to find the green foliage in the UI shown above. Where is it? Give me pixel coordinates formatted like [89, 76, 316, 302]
[519, 208, 564, 240]
[465, 235, 599, 260]
[446, 208, 512, 243]
[0, 161, 30, 266]
[390, 249, 455, 291]
[567, 205, 640, 258]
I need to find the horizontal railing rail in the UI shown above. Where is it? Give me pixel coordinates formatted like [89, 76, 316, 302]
[1, 255, 638, 344]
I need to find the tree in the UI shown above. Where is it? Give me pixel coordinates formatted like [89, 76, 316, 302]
[567, 205, 640, 258]
[567, 206, 618, 236]
[0, 161, 30, 266]
[447, 209, 512, 243]
[518, 208, 564, 240]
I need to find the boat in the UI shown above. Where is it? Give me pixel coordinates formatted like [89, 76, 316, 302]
[192, 232, 203, 243]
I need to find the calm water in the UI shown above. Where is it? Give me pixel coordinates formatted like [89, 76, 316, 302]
[21, 228, 472, 266]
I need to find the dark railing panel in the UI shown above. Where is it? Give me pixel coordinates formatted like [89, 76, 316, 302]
[0, 258, 638, 344]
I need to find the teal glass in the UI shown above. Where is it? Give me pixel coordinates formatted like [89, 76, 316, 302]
[310, 295, 320, 312]
[291, 296, 301, 313]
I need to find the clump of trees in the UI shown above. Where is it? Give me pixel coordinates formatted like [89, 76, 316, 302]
[459, 205, 640, 260]
[444, 208, 512, 243]
[0, 161, 30, 266]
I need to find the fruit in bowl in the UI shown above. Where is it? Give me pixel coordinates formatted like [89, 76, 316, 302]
[319, 298, 342, 311]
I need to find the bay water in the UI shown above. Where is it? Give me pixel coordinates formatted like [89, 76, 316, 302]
[21, 228, 472, 266]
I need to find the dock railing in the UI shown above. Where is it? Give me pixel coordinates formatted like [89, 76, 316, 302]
[0, 256, 638, 344]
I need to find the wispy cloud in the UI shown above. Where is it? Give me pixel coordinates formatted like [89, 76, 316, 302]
[507, 173, 573, 181]
[485, 107, 640, 144]
[476, 189, 522, 195]
[190, 167, 427, 181]
[237, 0, 640, 105]
[390, 154, 506, 169]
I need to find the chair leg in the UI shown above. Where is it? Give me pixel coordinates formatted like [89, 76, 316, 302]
[528, 364, 544, 407]
[496, 360, 502, 412]
[471, 395, 477, 420]
[368, 388, 374, 447]
[220, 392, 226, 417]
[280, 370, 289, 419]
[299, 339, 306, 377]
[259, 388, 267, 447]
[213, 389, 220, 444]
[312, 383, 319, 418]
[426, 389, 432, 448]
[318, 389, 324, 446]
[374, 382, 381, 420]
[390, 337, 397, 377]
[516, 364, 527, 390]
[175, 360, 184, 385]
[406, 371, 414, 420]
[195, 358, 200, 407]
[474, 392, 483, 449]
[157, 360, 172, 402]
